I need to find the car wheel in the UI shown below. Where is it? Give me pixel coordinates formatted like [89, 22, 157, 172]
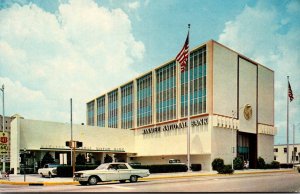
[79, 181, 88, 186]
[40, 173, 45, 178]
[129, 175, 138, 183]
[119, 180, 126, 183]
[88, 176, 98, 185]
[49, 172, 52, 178]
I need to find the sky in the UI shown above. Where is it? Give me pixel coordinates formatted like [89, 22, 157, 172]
[0, 0, 299, 145]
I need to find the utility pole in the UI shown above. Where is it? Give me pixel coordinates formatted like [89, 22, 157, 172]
[1, 84, 5, 173]
[70, 98, 75, 178]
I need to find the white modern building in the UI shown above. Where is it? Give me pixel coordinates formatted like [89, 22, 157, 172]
[9, 40, 276, 174]
[274, 144, 300, 164]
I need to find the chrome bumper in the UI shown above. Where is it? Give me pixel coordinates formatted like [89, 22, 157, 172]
[73, 177, 89, 182]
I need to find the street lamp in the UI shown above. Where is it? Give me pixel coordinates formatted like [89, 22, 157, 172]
[231, 104, 251, 170]
[0, 84, 5, 173]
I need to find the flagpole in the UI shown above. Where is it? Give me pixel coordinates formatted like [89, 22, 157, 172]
[287, 76, 289, 164]
[187, 24, 191, 171]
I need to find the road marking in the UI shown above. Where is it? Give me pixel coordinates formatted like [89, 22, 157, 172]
[103, 184, 135, 190]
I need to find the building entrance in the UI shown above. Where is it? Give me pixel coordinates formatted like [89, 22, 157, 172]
[237, 131, 257, 168]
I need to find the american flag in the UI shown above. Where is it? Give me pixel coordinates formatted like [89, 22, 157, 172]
[176, 32, 189, 72]
[288, 81, 294, 102]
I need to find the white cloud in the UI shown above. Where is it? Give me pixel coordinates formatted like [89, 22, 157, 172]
[218, 3, 300, 144]
[128, 1, 140, 10]
[0, 0, 145, 123]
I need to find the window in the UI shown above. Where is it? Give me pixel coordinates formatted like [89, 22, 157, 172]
[97, 96, 105, 127]
[294, 147, 297, 152]
[156, 62, 176, 122]
[274, 156, 276, 160]
[181, 46, 207, 117]
[108, 90, 118, 128]
[284, 148, 287, 153]
[121, 83, 133, 129]
[137, 73, 152, 127]
[296, 156, 299, 161]
[274, 148, 278, 152]
[87, 101, 95, 126]
[117, 164, 128, 169]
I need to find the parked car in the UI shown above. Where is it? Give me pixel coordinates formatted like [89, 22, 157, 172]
[169, 159, 181, 164]
[38, 163, 59, 178]
[73, 162, 150, 185]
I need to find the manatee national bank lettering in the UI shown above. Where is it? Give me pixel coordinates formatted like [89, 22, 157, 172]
[143, 118, 208, 134]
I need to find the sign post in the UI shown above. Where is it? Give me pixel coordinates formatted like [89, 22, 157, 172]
[0, 132, 9, 172]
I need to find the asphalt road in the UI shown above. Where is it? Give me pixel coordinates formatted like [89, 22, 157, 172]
[1, 171, 300, 192]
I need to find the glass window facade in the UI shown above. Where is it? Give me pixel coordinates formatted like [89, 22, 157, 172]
[87, 101, 94, 126]
[108, 90, 118, 128]
[137, 73, 152, 127]
[181, 46, 207, 117]
[97, 96, 105, 127]
[156, 62, 176, 122]
[88, 45, 208, 128]
[121, 83, 133, 129]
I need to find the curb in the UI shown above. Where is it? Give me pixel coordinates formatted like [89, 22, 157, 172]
[141, 169, 294, 181]
[0, 169, 294, 186]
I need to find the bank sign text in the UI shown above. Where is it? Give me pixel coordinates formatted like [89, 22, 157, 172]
[142, 118, 208, 135]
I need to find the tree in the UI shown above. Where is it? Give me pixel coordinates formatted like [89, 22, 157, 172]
[41, 152, 55, 167]
[104, 154, 113, 163]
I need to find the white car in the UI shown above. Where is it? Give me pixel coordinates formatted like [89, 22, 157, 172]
[38, 164, 59, 178]
[73, 162, 150, 185]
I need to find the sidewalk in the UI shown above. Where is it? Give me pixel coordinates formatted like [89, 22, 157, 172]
[0, 168, 294, 186]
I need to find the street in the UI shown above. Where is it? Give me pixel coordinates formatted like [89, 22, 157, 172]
[1, 171, 300, 192]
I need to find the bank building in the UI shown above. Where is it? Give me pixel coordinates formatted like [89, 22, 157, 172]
[9, 40, 276, 174]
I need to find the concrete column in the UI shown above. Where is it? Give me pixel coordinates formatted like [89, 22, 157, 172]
[206, 40, 214, 115]
[10, 115, 21, 175]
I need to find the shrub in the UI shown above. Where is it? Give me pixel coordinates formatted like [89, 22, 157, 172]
[191, 164, 202, 171]
[280, 163, 293, 168]
[218, 165, 234, 174]
[57, 165, 99, 177]
[264, 164, 273, 169]
[76, 154, 86, 165]
[132, 164, 188, 173]
[257, 157, 266, 169]
[212, 158, 224, 171]
[270, 161, 280, 169]
[233, 157, 244, 170]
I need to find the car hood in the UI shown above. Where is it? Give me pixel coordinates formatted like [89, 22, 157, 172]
[75, 169, 108, 174]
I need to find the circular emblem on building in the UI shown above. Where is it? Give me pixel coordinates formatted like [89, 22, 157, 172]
[243, 104, 252, 120]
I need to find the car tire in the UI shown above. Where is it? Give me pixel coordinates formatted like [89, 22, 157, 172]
[49, 172, 52, 178]
[88, 176, 98, 185]
[40, 173, 45, 178]
[119, 180, 126, 183]
[129, 175, 138, 183]
[79, 181, 88, 186]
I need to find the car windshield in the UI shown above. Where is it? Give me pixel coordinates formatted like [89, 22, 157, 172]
[48, 164, 59, 168]
[95, 163, 110, 170]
